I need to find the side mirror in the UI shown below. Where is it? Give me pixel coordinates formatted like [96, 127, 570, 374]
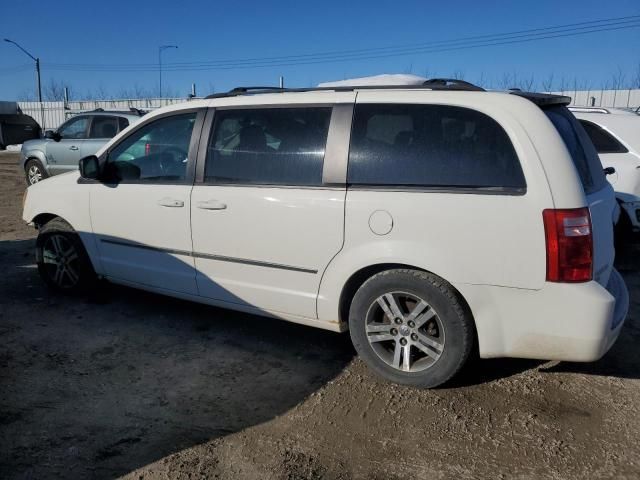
[79, 155, 100, 180]
[604, 167, 616, 176]
[44, 130, 61, 142]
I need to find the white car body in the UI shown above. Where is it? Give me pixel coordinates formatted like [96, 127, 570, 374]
[570, 107, 640, 232]
[23, 87, 628, 364]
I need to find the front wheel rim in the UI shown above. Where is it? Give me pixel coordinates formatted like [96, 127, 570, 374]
[41, 234, 81, 288]
[28, 165, 42, 184]
[365, 291, 445, 373]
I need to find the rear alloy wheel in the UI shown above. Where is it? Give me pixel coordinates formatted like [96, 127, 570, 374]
[365, 292, 445, 372]
[349, 269, 474, 388]
[25, 159, 48, 185]
[36, 218, 95, 293]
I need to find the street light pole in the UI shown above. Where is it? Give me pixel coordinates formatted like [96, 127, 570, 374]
[4, 38, 45, 129]
[158, 45, 178, 99]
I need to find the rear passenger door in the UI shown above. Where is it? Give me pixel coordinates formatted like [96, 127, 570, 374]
[81, 115, 123, 158]
[190, 99, 353, 319]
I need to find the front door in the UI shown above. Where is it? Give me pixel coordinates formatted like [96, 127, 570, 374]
[190, 104, 350, 318]
[47, 115, 89, 174]
[90, 110, 204, 294]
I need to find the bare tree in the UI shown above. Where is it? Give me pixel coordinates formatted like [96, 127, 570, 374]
[115, 83, 151, 99]
[84, 84, 110, 100]
[541, 73, 554, 92]
[451, 69, 465, 80]
[16, 88, 35, 101]
[475, 72, 487, 89]
[497, 72, 516, 90]
[557, 76, 569, 93]
[43, 78, 73, 101]
[610, 66, 626, 90]
[519, 74, 535, 92]
[633, 62, 640, 88]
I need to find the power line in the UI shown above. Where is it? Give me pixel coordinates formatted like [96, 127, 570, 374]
[45, 14, 640, 70]
[3, 14, 638, 74]
[44, 21, 640, 73]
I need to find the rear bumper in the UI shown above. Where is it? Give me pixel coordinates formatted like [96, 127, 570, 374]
[456, 269, 629, 361]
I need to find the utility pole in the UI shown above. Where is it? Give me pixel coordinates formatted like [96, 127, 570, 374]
[4, 38, 45, 130]
[158, 45, 178, 100]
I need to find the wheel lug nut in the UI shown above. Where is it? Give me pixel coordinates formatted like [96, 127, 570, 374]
[390, 328, 398, 336]
[394, 317, 403, 324]
[408, 320, 415, 328]
[400, 338, 407, 346]
[411, 333, 418, 341]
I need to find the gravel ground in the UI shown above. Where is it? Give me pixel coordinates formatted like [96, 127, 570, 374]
[1, 150, 639, 480]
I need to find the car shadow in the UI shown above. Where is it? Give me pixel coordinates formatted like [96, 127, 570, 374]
[0, 237, 354, 480]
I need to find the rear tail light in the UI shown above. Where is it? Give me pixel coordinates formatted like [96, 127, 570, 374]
[145, 143, 151, 156]
[543, 208, 593, 282]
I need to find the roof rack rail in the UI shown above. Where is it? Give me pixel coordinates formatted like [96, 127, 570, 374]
[422, 78, 485, 91]
[204, 78, 486, 99]
[568, 106, 610, 114]
[206, 86, 288, 99]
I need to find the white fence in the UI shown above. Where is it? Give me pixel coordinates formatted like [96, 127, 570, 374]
[551, 89, 640, 109]
[16, 98, 192, 130]
[11, 88, 640, 131]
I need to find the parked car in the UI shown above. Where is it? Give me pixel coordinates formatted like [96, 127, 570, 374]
[569, 106, 640, 237]
[20, 109, 144, 185]
[22, 81, 629, 388]
[0, 113, 41, 150]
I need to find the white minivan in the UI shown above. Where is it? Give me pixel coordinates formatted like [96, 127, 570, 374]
[22, 80, 629, 387]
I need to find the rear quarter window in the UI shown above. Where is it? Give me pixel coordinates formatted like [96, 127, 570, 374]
[544, 106, 607, 195]
[347, 104, 526, 191]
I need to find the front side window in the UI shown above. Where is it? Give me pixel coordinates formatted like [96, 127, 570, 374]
[348, 104, 526, 190]
[89, 116, 119, 139]
[103, 112, 196, 182]
[578, 120, 628, 154]
[58, 116, 89, 139]
[205, 107, 332, 186]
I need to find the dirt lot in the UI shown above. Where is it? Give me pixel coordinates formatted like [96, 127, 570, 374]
[1, 150, 639, 480]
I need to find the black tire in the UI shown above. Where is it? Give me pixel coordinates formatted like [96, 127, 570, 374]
[36, 217, 96, 293]
[25, 158, 49, 186]
[615, 208, 633, 248]
[349, 269, 474, 388]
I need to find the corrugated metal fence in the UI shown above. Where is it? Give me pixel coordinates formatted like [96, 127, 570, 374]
[16, 98, 191, 130]
[551, 89, 640, 109]
[13, 88, 640, 131]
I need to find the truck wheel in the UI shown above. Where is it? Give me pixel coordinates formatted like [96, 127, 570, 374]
[36, 217, 96, 293]
[25, 159, 49, 185]
[349, 269, 474, 388]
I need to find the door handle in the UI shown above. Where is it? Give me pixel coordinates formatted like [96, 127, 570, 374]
[197, 199, 227, 210]
[157, 197, 184, 208]
[69, 146, 79, 151]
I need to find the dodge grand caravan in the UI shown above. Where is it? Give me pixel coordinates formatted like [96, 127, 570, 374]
[22, 80, 629, 387]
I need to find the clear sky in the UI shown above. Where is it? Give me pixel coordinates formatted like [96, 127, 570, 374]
[1, 0, 639, 100]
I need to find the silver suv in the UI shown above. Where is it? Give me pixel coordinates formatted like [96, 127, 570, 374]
[20, 109, 144, 185]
